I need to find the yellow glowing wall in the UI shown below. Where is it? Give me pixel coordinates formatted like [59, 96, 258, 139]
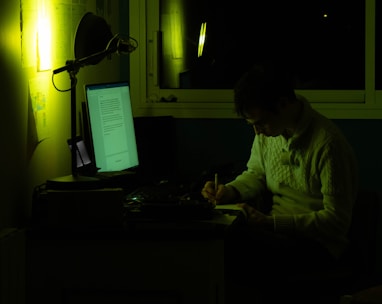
[0, 0, 121, 228]
[161, 0, 186, 87]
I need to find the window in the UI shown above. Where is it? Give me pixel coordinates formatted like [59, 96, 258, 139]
[129, 0, 382, 118]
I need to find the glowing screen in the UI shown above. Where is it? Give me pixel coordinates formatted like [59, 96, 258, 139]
[85, 82, 139, 172]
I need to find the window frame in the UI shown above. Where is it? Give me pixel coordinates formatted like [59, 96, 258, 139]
[129, 0, 382, 119]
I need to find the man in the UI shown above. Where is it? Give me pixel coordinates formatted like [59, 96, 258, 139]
[201, 62, 358, 303]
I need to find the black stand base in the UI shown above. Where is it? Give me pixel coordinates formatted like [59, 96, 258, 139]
[46, 174, 102, 190]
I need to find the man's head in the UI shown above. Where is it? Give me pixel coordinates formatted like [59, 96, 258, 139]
[234, 61, 296, 115]
[234, 61, 300, 136]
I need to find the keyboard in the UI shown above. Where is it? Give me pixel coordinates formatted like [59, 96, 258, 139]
[124, 184, 214, 220]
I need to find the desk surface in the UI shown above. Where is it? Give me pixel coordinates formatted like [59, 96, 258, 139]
[28, 205, 244, 241]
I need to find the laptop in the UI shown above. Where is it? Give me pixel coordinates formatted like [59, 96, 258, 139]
[81, 81, 139, 179]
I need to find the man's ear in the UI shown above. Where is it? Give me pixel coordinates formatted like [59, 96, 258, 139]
[277, 96, 290, 109]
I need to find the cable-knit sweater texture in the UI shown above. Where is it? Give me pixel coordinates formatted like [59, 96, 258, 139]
[227, 96, 358, 258]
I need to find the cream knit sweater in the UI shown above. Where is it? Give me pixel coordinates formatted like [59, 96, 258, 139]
[227, 96, 358, 259]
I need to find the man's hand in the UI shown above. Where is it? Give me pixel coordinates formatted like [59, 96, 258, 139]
[201, 182, 239, 205]
[237, 202, 274, 230]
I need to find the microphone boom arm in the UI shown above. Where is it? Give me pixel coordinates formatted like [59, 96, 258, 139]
[53, 34, 137, 75]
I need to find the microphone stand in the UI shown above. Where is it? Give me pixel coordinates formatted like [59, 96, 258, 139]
[69, 64, 80, 178]
[47, 50, 116, 190]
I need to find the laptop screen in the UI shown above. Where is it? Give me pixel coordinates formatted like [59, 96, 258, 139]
[85, 81, 139, 172]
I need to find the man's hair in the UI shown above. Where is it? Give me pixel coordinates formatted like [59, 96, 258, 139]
[233, 61, 296, 117]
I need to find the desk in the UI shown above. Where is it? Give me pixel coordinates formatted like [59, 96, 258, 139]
[26, 208, 240, 304]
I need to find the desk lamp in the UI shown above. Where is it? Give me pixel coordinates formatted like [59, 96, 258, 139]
[47, 12, 137, 190]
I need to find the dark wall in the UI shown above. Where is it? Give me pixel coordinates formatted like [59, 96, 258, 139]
[173, 118, 253, 183]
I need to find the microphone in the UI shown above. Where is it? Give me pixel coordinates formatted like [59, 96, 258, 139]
[116, 37, 138, 54]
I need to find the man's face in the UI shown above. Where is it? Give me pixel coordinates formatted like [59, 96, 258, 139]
[245, 107, 286, 137]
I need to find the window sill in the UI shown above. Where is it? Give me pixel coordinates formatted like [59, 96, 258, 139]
[132, 101, 382, 119]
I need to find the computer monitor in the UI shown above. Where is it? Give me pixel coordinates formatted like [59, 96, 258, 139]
[84, 81, 139, 173]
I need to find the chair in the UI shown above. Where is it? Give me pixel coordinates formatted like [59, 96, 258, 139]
[284, 189, 380, 304]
